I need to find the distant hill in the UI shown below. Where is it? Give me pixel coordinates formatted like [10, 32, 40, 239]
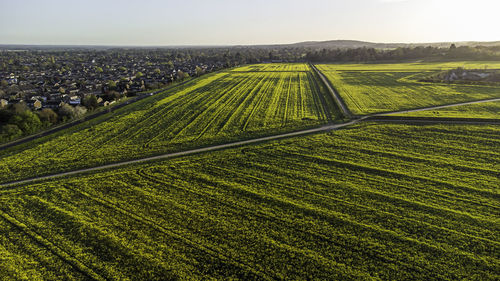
[275, 40, 500, 49]
[2, 40, 500, 50]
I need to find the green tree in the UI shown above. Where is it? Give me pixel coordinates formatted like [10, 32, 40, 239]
[13, 102, 29, 114]
[107, 91, 121, 101]
[37, 108, 59, 125]
[83, 94, 98, 110]
[177, 70, 189, 80]
[107, 80, 117, 89]
[73, 106, 87, 119]
[0, 124, 23, 140]
[195, 66, 204, 76]
[11, 110, 42, 134]
[58, 103, 75, 120]
[0, 108, 13, 123]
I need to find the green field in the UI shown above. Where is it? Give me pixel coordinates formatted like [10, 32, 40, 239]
[397, 101, 500, 118]
[316, 62, 500, 115]
[231, 63, 312, 72]
[0, 64, 338, 183]
[0, 123, 498, 280]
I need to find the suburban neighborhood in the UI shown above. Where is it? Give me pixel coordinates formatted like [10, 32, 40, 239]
[0, 48, 229, 111]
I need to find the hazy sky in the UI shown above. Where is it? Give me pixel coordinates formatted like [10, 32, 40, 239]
[1, 0, 498, 45]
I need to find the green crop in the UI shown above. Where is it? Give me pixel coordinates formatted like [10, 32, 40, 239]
[0, 123, 498, 280]
[0, 64, 339, 183]
[316, 62, 500, 115]
[397, 101, 500, 118]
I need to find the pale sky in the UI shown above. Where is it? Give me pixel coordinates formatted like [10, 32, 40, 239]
[0, 0, 498, 45]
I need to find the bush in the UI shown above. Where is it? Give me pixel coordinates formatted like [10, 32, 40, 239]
[37, 108, 59, 125]
[58, 103, 87, 120]
[83, 95, 98, 110]
[0, 124, 23, 141]
[8, 110, 42, 135]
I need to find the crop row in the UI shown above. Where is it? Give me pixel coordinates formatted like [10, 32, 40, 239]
[0, 123, 498, 280]
[230, 63, 311, 72]
[0, 64, 338, 183]
[316, 63, 500, 115]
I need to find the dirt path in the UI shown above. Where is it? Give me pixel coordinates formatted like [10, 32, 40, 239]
[2, 111, 499, 188]
[310, 64, 353, 119]
[2, 73, 500, 188]
[372, 98, 500, 116]
[0, 120, 362, 188]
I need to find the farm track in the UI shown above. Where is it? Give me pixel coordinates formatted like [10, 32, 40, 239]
[310, 63, 353, 118]
[1, 63, 499, 188]
[308, 70, 333, 121]
[371, 97, 500, 116]
[1, 64, 499, 279]
[1, 100, 499, 188]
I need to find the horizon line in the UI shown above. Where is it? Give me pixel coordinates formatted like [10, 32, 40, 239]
[1, 39, 500, 48]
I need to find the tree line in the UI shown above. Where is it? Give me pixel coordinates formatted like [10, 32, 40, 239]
[305, 45, 500, 62]
[0, 95, 102, 143]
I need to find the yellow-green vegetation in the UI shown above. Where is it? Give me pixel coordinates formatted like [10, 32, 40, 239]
[0, 64, 338, 183]
[0, 124, 498, 280]
[398, 101, 500, 118]
[231, 63, 312, 72]
[316, 62, 500, 115]
[324, 61, 500, 71]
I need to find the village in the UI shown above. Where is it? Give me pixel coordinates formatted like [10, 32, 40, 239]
[0, 48, 228, 110]
[0, 47, 303, 142]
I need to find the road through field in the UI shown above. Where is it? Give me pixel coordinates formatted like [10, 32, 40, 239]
[373, 97, 500, 116]
[2, 96, 499, 188]
[0, 120, 361, 188]
[310, 64, 353, 118]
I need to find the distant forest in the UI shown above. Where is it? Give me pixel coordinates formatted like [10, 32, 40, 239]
[305, 45, 500, 62]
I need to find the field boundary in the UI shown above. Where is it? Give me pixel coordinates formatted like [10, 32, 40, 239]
[310, 63, 353, 119]
[2, 103, 500, 188]
[0, 120, 361, 188]
[364, 116, 500, 124]
[0, 84, 192, 151]
[0, 67, 240, 151]
[2, 65, 500, 188]
[374, 98, 500, 116]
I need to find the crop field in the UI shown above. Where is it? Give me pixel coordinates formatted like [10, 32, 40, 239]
[317, 61, 500, 71]
[316, 62, 500, 115]
[397, 100, 500, 118]
[0, 123, 498, 280]
[231, 63, 312, 72]
[0, 63, 338, 183]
